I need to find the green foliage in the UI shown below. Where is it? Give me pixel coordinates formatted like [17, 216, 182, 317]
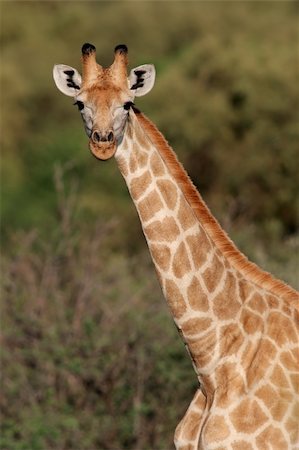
[1, 213, 196, 450]
[1, 2, 298, 242]
[1, 2, 298, 449]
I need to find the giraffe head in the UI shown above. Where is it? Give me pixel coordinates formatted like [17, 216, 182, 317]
[53, 44, 156, 160]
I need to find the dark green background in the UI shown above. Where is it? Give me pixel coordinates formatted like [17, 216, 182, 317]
[1, 2, 298, 449]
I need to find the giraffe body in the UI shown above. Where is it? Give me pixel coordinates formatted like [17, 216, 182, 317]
[53, 44, 299, 449]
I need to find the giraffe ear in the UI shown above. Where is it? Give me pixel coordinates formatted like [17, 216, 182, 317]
[129, 64, 155, 97]
[53, 64, 82, 97]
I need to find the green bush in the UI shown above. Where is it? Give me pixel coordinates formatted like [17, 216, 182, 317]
[1, 2, 298, 449]
[1, 210, 196, 450]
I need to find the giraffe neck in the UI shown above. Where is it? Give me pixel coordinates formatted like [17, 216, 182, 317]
[114, 109, 299, 392]
[115, 110, 227, 384]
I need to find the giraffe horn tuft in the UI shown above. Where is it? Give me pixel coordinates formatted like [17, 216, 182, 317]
[114, 44, 128, 55]
[82, 43, 96, 55]
[81, 42, 102, 85]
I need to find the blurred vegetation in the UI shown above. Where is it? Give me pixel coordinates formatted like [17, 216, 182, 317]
[1, 2, 298, 449]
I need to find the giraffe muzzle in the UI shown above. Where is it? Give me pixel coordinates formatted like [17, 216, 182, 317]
[89, 130, 117, 161]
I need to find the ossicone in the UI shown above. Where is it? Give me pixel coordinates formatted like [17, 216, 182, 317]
[82, 43, 96, 55]
[114, 44, 128, 55]
[81, 42, 101, 84]
[110, 43, 128, 87]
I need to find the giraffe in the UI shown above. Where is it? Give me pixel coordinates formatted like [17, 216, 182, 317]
[53, 43, 299, 449]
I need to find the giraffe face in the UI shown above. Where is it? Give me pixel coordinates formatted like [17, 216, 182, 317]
[72, 83, 133, 160]
[53, 44, 155, 160]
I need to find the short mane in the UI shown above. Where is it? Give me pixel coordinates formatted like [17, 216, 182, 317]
[134, 109, 299, 306]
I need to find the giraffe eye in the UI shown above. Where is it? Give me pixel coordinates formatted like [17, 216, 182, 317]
[74, 100, 84, 111]
[124, 101, 134, 111]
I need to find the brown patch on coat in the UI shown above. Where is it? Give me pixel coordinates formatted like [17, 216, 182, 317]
[116, 154, 128, 176]
[188, 329, 217, 368]
[144, 216, 180, 242]
[195, 389, 207, 409]
[178, 198, 197, 231]
[137, 190, 163, 222]
[255, 384, 289, 421]
[187, 276, 209, 312]
[130, 171, 152, 201]
[241, 308, 264, 335]
[157, 179, 178, 210]
[219, 323, 243, 358]
[164, 279, 187, 319]
[238, 279, 251, 301]
[270, 364, 291, 389]
[172, 242, 191, 278]
[151, 244, 171, 272]
[203, 415, 230, 443]
[181, 317, 212, 336]
[125, 120, 133, 139]
[215, 362, 245, 402]
[290, 373, 299, 392]
[150, 152, 165, 177]
[232, 442, 253, 450]
[256, 425, 288, 449]
[280, 348, 299, 371]
[212, 273, 240, 320]
[266, 293, 280, 308]
[137, 149, 149, 168]
[129, 152, 138, 173]
[202, 254, 225, 293]
[134, 120, 150, 150]
[175, 445, 195, 450]
[180, 410, 202, 442]
[230, 399, 267, 433]
[186, 232, 211, 270]
[247, 292, 267, 314]
[247, 338, 277, 389]
[286, 407, 299, 445]
[131, 142, 149, 170]
[267, 311, 297, 347]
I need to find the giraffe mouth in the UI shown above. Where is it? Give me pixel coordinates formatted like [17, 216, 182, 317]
[89, 140, 117, 161]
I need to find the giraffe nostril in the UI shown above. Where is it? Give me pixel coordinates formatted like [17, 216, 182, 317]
[92, 130, 101, 143]
[107, 131, 114, 142]
[92, 130, 114, 144]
